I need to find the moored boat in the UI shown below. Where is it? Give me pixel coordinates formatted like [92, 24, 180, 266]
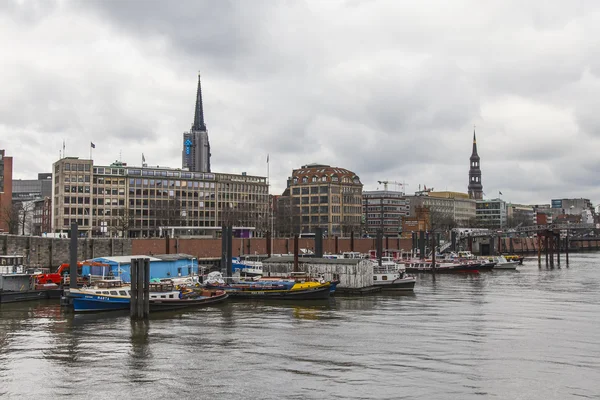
[372, 265, 416, 292]
[488, 255, 519, 270]
[69, 279, 226, 312]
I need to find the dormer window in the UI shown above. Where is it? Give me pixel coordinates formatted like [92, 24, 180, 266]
[302, 177, 308, 183]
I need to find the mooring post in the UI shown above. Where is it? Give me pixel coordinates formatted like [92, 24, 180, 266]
[69, 222, 79, 290]
[556, 233, 561, 266]
[130, 258, 138, 318]
[451, 230, 457, 252]
[431, 233, 436, 272]
[226, 225, 233, 281]
[293, 234, 299, 273]
[537, 234, 541, 266]
[315, 227, 323, 258]
[165, 234, 170, 255]
[143, 258, 150, 318]
[419, 231, 425, 260]
[545, 234, 549, 267]
[376, 230, 383, 267]
[497, 236, 502, 255]
[350, 231, 355, 252]
[468, 236, 473, 253]
[220, 226, 228, 275]
[565, 231, 569, 266]
[334, 235, 339, 254]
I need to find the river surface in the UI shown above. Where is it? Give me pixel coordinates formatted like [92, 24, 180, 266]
[1, 253, 599, 399]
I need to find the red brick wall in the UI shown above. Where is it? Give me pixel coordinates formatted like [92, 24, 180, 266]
[131, 237, 414, 259]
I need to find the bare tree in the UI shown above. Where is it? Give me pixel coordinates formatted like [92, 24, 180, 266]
[155, 198, 183, 231]
[110, 207, 135, 238]
[0, 202, 20, 234]
[429, 208, 458, 233]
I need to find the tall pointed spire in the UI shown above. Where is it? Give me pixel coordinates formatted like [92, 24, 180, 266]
[471, 128, 478, 156]
[468, 127, 483, 200]
[192, 72, 206, 132]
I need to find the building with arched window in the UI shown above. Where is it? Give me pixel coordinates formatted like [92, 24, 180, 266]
[281, 163, 363, 236]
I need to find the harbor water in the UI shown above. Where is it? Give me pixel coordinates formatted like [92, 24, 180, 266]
[1, 253, 599, 399]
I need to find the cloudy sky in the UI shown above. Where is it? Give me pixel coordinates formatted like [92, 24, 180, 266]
[2, 0, 600, 205]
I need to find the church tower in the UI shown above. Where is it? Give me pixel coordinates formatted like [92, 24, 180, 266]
[182, 72, 211, 172]
[468, 129, 483, 200]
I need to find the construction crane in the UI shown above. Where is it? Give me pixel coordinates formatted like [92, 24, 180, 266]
[377, 180, 409, 194]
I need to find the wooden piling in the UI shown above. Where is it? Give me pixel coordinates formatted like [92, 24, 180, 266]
[130, 258, 150, 320]
[350, 231, 355, 252]
[69, 222, 78, 290]
[334, 236, 339, 254]
[293, 234, 299, 273]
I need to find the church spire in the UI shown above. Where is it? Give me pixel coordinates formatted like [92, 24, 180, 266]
[192, 72, 206, 131]
[471, 128, 478, 156]
[468, 127, 483, 200]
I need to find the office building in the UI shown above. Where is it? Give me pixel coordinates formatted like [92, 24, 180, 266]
[406, 191, 475, 228]
[476, 198, 507, 229]
[52, 158, 268, 238]
[363, 190, 409, 237]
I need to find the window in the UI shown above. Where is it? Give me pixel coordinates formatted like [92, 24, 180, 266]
[302, 177, 307, 183]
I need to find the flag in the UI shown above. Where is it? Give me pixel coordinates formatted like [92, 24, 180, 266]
[499, 191, 503, 195]
[142, 153, 146, 163]
[90, 142, 96, 148]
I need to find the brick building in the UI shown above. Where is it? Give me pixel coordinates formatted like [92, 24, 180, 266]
[279, 163, 363, 236]
[0, 150, 13, 233]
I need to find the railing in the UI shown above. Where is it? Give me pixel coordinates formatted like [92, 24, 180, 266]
[464, 223, 595, 238]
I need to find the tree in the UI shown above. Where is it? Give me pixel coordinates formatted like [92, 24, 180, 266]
[155, 198, 183, 234]
[17, 201, 35, 235]
[0, 202, 20, 234]
[110, 207, 135, 238]
[429, 208, 458, 233]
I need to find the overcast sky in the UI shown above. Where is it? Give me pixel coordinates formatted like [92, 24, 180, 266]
[2, 0, 600, 206]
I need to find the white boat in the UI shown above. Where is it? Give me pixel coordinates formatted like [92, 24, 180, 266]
[489, 255, 519, 270]
[232, 255, 263, 277]
[372, 264, 415, 292]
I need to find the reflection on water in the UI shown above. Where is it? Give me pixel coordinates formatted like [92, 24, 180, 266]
[1, 254, 600, 399]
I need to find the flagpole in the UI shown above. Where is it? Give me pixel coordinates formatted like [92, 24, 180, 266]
[267, 154, 273, 252]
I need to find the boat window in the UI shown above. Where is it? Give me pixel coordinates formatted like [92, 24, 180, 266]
[109, 291, 118, 295]
[169, 294, 174, 298]
[160, 295, 166, 298]
[382, 276, 388, 281]
[102, 291, 109, 295]
[119, 291, 127, 296]
[127, 291, 131, 296]
[373, 276, 377, 280]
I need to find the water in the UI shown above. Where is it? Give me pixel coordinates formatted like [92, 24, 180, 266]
[1, 254, 599, 399]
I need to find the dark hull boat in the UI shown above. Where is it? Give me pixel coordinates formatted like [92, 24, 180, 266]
[207, 283, 331, 300]
[149, 290, 228, 311]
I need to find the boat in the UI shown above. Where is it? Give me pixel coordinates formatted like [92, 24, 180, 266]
[488, 255, 519, 270]
[232, 255, 263, 277]
[205, 272, 331, 300]
[69, 279, 227, 312]
[0, 256, 62, 303]
[403, 259, 480, 274]
[502, 255, 524, 265]
[372, 265, 416, 292]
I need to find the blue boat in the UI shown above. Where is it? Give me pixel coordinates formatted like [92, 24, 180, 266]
[72, 293, 131, 312]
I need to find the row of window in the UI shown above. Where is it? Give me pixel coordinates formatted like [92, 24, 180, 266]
[59, 163, 91, 172]
[292, 186, 330, 195]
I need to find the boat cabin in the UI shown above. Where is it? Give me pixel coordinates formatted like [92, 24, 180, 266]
[0, 255, 25, 274]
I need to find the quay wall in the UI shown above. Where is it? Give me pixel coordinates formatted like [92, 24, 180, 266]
[1, 235, 131, 270]
[3, 234, 600, 270]
[132, 237, 415, 260]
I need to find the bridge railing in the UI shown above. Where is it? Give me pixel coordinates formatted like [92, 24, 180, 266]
[463, 223, 595, 238]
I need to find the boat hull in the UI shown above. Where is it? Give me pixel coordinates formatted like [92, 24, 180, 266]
[493, 262, 519, 270]
[374, 278, 416, 291]
[0, 289, 62, 304]
[149, 292, 228, 311]
[224, 285, 331, 300]
[72, 295, 130, 312]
